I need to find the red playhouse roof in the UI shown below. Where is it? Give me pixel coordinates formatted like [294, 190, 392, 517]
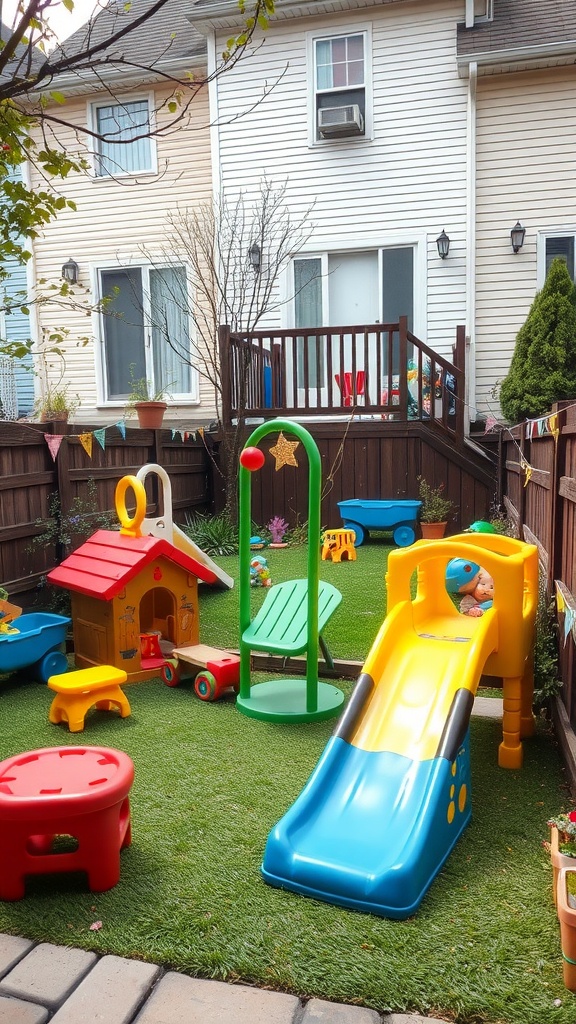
[47, 530, 218, 601]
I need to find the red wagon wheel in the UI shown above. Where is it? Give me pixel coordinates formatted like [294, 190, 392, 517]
[194, 671, 217, 701]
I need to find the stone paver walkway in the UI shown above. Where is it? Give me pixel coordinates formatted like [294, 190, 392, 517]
[0, 935, 452, 1024]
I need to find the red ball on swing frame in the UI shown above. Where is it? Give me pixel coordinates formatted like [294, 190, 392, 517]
[240, 446, 265, 472]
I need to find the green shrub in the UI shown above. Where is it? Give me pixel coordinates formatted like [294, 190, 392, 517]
[29, 478, 118, 615]
[533, 575, 561, 710]
[499, 257, 576, 423]
[183, 510, 239, 556]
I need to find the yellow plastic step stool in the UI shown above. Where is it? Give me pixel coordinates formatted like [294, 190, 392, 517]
[321, 529, 357, 563]
[48, 665, 131, 733]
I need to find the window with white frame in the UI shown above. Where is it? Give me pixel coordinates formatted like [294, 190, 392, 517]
[313, 32, 368, 142]
[99, 265, 196, 402]
[545, 235, 575, 281]
[292, 247, 414, 391]
[92, 99, 154, 177]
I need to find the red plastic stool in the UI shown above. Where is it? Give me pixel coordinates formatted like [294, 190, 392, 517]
[0, 746, 134, 900]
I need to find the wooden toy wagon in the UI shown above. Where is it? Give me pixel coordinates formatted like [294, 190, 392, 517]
[161, 643, 240, 701]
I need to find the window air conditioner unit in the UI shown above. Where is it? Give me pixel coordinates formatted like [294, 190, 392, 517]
[317, 104, 364, 139]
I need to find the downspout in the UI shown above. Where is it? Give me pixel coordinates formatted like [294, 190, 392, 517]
[207, 30, 222, 201]
[21, 157, 43, 405]
[465, 60, 477, 428]
[206, 29, 224, 423]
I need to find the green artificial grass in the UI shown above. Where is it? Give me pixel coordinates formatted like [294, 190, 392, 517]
[199, 538, 393, 662]
[0, 677, 573, 1024]
[0, 540, 571, 1022]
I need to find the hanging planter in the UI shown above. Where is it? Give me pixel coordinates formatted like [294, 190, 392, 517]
[134, 401, 167, 430]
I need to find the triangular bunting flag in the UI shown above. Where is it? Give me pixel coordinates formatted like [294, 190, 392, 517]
[520, 456, 532, 487]
[171, 429, 177, 440]
[94, 428, 107, 450]
[116, 420, 126, 439]
[44, 434, 64, 462]
[548, 414, 559, 445]
[198, 426, 204, 439]
[484, 416, 497, 434]
[79, 432, 93, 458]
[564, 606, 574, 646]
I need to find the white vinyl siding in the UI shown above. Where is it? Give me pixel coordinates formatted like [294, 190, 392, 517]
[92, 98, 155, 177]
[28, 82, 213, 422]
[213, 0, 468, 360]
[475, 68, 576, 418]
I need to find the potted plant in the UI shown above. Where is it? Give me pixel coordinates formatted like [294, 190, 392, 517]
[417, 476, 454, 539]
[267, 516, 289, 548]
[34, 384, 80, 424]
[127, 364, 171, 429]
[548, 812, 576, 907]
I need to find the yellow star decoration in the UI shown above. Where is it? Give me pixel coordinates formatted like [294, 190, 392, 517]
[269, 432, 300, 471]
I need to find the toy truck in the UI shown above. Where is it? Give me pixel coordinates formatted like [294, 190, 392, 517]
[161, 644, 240, 701]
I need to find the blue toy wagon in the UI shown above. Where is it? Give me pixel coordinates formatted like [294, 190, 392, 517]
[0, 612, 70, 682]
[337, 499, 421, 547]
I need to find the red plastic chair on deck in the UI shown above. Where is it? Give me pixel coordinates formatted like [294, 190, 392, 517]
[335, 371, 365, 406]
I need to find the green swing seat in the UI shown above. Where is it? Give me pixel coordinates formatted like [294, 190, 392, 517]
[242, 579, 342, 662]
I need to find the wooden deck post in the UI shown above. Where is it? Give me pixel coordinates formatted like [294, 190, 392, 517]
[218, 325, 232, 428]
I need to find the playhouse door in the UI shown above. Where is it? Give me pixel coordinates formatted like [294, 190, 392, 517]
[139, 588, 176, 645]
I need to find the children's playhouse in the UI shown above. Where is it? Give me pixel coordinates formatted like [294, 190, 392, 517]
[47, 473, 219, 683]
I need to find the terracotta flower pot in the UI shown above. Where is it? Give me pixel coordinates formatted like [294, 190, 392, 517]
[134, 401, 167, 429]
[551, 826, 576, 906]
[557, 867, 576, 989]
[420, 521, 447, 539]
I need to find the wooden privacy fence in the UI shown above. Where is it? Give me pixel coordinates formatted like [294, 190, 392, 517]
[501, 401, 576, 724]
[243, 418, 497, 535]
[0, 421, 212, 599]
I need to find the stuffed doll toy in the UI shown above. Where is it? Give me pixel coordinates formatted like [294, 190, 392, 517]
[458, 569, 494, 617]
[445, 558, 494, 617]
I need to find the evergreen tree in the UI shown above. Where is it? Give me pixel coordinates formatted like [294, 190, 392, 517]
[499, 257, 576, 423]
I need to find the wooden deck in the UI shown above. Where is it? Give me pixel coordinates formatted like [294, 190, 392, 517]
[219, 317, 465, 445]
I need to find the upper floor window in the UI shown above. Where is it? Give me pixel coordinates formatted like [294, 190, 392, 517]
[313, 32, 368, 142]
[92, 98, 154, 177]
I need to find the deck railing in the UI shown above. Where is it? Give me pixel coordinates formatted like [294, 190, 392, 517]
[219, 317, 465, 440]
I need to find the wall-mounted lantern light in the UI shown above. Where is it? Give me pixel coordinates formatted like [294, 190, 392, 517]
[436, 230, 450, 259]
[61, 257, 79, 284]
[249, 242, 261, 273]
[510, 222, 526, 254]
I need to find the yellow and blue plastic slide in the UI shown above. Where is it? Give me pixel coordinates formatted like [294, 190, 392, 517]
[261, 535, 538, 918]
